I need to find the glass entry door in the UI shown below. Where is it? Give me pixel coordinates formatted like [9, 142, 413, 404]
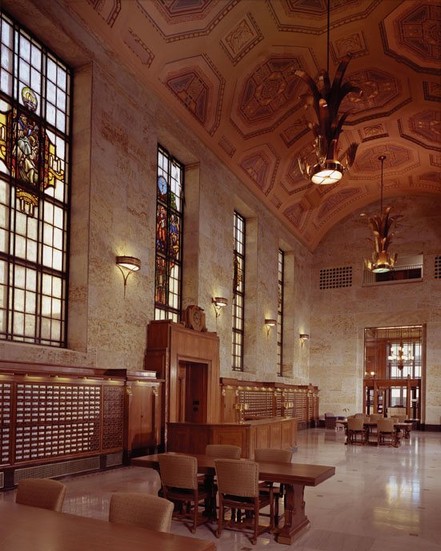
[363, 325, 424, 422]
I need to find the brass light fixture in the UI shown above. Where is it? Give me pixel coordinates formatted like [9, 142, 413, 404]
[116, 255, 141, 296]
[300, 333, 310, 342]
[388, 340, 414, 371]
[212, 296, 228, 318]
[265, 318, 277, 336]
[364, 155, 400, 273]
[295, 0, 361, 185]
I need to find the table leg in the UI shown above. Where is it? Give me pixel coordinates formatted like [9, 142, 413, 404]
[203, 474, 216, 519]
[275, 483, 309, 545]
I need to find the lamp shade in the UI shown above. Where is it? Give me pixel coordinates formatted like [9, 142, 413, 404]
[116, 256, 141, 271]
[310, 160, 344, 185]
[212, 297, 228, 307]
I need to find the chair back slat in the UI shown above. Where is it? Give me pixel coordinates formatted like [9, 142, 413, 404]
[215, 459, 259, 497]
[377, 418, 395, 432]
[347, 417, 365, 431]
[158, 454, 198, 490]
[109, 492, 173, 532]
[16, 478, 66, 512]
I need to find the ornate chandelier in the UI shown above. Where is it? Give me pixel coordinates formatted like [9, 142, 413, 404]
[295, 0, 361, 185]
[388, 341, 414, 371]
[364, 155, 400, 273]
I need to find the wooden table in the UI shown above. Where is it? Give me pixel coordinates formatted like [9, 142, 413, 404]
[132, 452, 335, 545]
[342, 420, 411, 445]
[0, 501, 216, 551]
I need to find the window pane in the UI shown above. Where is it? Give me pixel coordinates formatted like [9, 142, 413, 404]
[232, 211, 246, 371]
[154, 146, 184, 321]
[0, 11, 70, 346]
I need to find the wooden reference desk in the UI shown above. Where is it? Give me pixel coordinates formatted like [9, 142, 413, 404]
[167, 418, 297, 459]
[0, 502, 216, 551]
[132, 452, 335, 545]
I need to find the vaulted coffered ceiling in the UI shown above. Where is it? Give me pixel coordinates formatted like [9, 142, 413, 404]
[12, 0, 441, 250]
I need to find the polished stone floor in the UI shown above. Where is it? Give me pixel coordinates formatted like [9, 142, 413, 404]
[2, 428, 440, 550]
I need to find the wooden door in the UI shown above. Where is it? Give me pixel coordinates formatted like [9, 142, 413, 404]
[178, 361, 208, 423]
[177, 365, 186, 422]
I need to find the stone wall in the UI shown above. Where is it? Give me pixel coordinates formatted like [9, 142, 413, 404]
[310, 196, 441, 425]
[0, 0, 312, 385]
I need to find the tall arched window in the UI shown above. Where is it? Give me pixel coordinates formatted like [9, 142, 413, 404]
[232, 211, 245, 371]
[154, 145, 184, 321]
[277, 249, 285, 376]
[0, 11, 71, 346]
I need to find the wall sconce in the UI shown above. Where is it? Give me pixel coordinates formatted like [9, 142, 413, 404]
[212, 297, 228, 318]
[300, 333, 310, 343]
[265, 318, 277, 336]
[116, 256, 141, 296]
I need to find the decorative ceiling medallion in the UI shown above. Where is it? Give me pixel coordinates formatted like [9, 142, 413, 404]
[239, 146, 278, 194]
[221, 13, 263, 65]
[284, 202, 308, 229]
[408, 110, 441, 145]
[354, 145, 412, 173]
[341, 68, 401, 114]
[239, 57, 302, 123]
[382, 2, 441, 71]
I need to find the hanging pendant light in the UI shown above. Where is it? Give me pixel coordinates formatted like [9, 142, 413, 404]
[364, 155, 400, 273]
[295, 0, 362, 185]
[388, 339, 414, 370]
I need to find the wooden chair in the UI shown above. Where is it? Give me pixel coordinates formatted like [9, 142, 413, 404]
[346, 417, 367, 445]
[205, 444, 241, 515]
[214, 458, 273, 545]
[16, 478, 66, 512]
[158, 454, 210, 533]
[377, 418, 400, 447]
[254, 448, 293, 529]
[205, 444, 241, 458]
[109, 492, 174, 532]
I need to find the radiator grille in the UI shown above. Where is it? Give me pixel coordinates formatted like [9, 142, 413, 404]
[14, 456, 101, 484]
[106, 452, 123, 467]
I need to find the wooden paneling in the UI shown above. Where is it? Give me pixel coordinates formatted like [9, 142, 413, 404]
[220, 378, 319, 428]
[0, 361, 163, 489]
[167, 418, 297, 458]
[145, 321, 221, 447]
[125, 372, 163, 458]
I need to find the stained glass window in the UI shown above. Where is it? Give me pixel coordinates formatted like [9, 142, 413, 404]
[277, 249, 284, 376]
[232, 211, 245, 371]
[154, 145, 184, 321]
[0, 11, 71, 346]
